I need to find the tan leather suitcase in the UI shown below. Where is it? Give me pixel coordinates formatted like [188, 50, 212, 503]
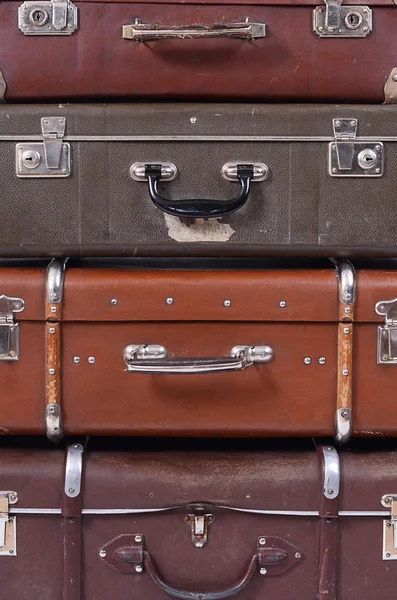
[2, 440, 397, 600]
[0, 259, 355, 441]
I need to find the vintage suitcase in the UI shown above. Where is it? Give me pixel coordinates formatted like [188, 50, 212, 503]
[0, 258, 356, 442]
[3, 103, 397, 258]
[1, 0, 396, 102]
[1, 441, 397, 600]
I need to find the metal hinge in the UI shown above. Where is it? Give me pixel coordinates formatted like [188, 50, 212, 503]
[185, 508, 214, 548]
[0, 492, 18, 557]
[375, 299, 397, 364]
[381, 495, 397, 559]
[16, 117, 71, 178]
[0, 296, 25, 361]
[329, 118, 383, 177]
[18, 0, 78, 35]
[313, 0, 372, 37]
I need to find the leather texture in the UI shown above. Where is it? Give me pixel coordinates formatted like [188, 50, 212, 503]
[0, 445, 396, 600]
[1, 2, 393, 102]
[2, 103, 397, 258]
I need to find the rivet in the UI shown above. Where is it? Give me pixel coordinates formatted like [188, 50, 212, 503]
[135, 535, 143, 543]
[190, 117, 197, 124]
[383, 355, 388, 361]
[9, 549, 14, 555]
[386, 552, 391, 558]
[260, 568, 267, 575]
[279, 301, 287, 308]
[335, 120, 341, 126]
[376, 168, 380, 173]
[384, 497, 392, 505]
[166, 297, 174, 305]
[69, 517, 75, 523]
[135, 565, 143, 573]
[318, 357, 326, 365]
[51, 306, 57, 313]
[341, 410, 349, 418]
[388, 521, 392, 528]
[110, 299, 118, 306]
[342, 369, 349, 376]
[258, 537, 266, 546]
[73, 356, 81, 364]
[332, 168, 337, 173]
[68, 488, 75, 494]
[318, 26, 324, 31]
[328, 489, 334, 495]
[88, 356, 96, 364]
[350, 120, 356, 126]
[49, 327, 56, 334]
[10, 494, 17, 503]
[343, 327, 350, 334]
[376, 145, 381, 150]
[99, 549, 107, 558]
[50, 293, 57, 300]
[362, 26, 368, 32]
[8, 518, 13, 525]
[303, 357, 312, 365]
[344, 307, 351, 314]
[224, 300, 231, 307]
[393, 74, 397, 83]
[295, 552, 301, 560]
[48, 368, 56, 375]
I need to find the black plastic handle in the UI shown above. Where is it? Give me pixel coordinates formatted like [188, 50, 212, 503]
[145, 164, 254, 219]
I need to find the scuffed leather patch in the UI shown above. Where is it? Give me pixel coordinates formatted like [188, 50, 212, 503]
[164, 214, 235, 243]
[384, 68, 397, 104]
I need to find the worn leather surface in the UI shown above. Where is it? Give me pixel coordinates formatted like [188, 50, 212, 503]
[1, 3, 393, 103]
[1, 104, 397, 257]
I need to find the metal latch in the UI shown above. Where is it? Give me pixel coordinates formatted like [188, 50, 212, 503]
[313, 0, 372, 37]
[0, 296, 25, 361]
[381, 495, 397, 559]
[16, 117, 71, 178]
[375, 299, 397, 364]
[0, 492, 18, 557]
[329, 118, 383, 177]
[185, 509, 214, 548]
[18, 0, 78, 35]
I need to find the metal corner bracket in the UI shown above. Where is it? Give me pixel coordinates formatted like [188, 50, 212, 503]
[16, 117, 71, 177]
[313, 1, 372, 37]
[375, 299, 397, 364]
[18, 0, 78, 35]
[0, 492, 18, 557]
[381, 495, 397, 560]
[0, 295, 25, 361]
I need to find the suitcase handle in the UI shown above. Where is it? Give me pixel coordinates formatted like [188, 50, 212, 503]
[122, 19, 266, 41]
[145, 163, 253, 219]
[143, 550, 258, 600]
[123, 344, 274, 374]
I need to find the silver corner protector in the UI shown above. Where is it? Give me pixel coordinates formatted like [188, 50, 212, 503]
[45, 403, 63, 443]
[336, 260, 356, 304]
[64, 443, 83, 498]
[46, 258, 68, 304]
[335, 408, 352, 444]
[322, 446, 340, 500]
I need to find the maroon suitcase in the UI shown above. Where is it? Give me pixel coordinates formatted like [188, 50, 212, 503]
[2, 441, 397, 600]
[1, 0, 396, 102]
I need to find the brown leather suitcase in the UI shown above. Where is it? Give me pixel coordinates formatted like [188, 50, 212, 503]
[0, 259, 354, 442]
[3, 103, 397, 259]
[1, 0, 395, 102]
[1, 441, 397, 600]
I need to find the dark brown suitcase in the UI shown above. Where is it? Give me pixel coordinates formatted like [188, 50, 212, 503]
[3, 103, 397, 258]
[1, 441, 397, 600]
[0, 259, 354, 441]
[2, 0, 396, 102]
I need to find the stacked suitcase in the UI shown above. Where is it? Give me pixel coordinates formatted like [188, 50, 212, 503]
[2, 0, 397, 597]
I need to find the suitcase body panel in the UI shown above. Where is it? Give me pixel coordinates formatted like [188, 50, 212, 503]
[2, 103, 397, 258]
[0, 445, 395, 600]
[1, 1, 394, 102]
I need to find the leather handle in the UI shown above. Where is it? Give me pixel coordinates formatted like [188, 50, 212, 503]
[145, 164, 254, 219]
[144, 551, 258, 600]
[123, 20, 266, 42]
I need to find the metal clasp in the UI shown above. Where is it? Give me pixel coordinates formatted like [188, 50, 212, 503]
[313, 0, 372, 37]
[18, 0, 78, 35]
[185, 509, 214, 548]
[375, 299, 397, 364]
[0, 296, 25, 361]
[0, 492, 18, 557]
[381, 495, 397, 559]
[16, 117, 71, 177]
[329, 118, 383, 177]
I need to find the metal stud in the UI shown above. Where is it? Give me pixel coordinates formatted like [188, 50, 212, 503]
[48, 368, 56, 375]
[50, 306, 57, 313]
[73, 356, 81, 364]
[49, 327, 56, 334]
[344, 307, 351, 314]
[343, 327, 350, 334]
[342, 368, 349, 376]
[224, 300, 231, 307]
[110, 299, 118, 306]
[99, 549, 107, 558]
[303, 357, 312, 365]
[318, 357, 326, 365]
[258, 537, 266, 546]
[295, 552, 301, 560]
[279, 301, 287, 308]
[88, 357, 96, 364]
[190, 117, 197, 124]
[135, 535, 143, 543]
[135, 565, 143, 573]
[166, 297, 174, 305]
[260, 568, 267, 575]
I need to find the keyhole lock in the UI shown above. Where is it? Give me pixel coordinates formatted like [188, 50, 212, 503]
[22, 150, 41, 169]
[29, 8, 49, 26]
[357, 148, 378, 170]
[344, 11, 363, 30]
